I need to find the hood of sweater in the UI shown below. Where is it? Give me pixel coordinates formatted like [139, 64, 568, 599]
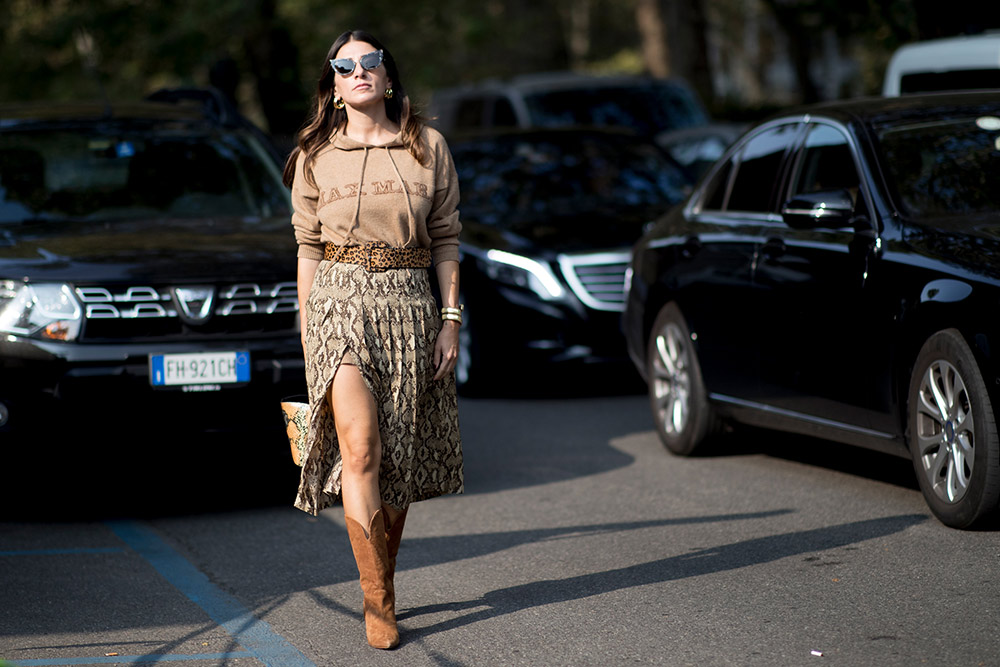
[329, 130, 405, 151]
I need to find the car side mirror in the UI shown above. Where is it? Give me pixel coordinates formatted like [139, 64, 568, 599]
[781, 189, 855, 230]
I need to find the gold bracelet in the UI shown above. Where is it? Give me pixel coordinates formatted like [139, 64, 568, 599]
[441, 305, 464, 316]
[441, 313, 463, 325]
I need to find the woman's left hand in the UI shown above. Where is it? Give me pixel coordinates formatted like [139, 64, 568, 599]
[433, 320, 460, 380]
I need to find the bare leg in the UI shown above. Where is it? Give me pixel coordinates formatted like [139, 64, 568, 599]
[330, 364, 382, 528]
[331, 364, 400, 648]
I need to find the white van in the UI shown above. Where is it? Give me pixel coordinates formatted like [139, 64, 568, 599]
[883, 33, 1000, 96]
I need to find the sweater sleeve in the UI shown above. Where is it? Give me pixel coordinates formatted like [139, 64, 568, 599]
[426, 132, 462, 265]
[290, 151, 326, 261]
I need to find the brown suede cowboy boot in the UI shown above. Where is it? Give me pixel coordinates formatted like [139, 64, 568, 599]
[383, 506, 408, 582]
[345, 509, 399, 649]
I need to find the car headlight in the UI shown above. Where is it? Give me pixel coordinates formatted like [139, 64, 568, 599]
[482, 250, 566, 300]
[0, 281, 82, 341]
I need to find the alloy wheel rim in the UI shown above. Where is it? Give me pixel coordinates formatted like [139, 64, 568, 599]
[915, 359, 975, 503]
[456, 320, 471, 387]
[651, 322, 691, 436]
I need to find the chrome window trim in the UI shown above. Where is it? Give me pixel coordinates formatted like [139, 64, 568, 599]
[709, 393, 895, 440]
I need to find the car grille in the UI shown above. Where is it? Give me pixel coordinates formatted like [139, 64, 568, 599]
[75, 281, 299, 341]
[558, 252, 631, 312]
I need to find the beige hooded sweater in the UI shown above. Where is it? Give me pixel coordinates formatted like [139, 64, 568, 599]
[290, 126, 461, 265]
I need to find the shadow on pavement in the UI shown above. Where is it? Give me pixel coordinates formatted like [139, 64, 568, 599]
[279, 509, 802, 604]
[1, 423, 301, 522]
[397, 513, 928, 642]
[1, 361, 649, 522]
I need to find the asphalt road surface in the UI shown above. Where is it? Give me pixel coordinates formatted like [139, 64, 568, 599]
[2, 386, 999, 666]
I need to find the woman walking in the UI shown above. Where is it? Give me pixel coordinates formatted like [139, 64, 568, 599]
[283, 29, 464, 649]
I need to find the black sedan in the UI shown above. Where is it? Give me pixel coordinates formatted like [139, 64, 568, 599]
[449, 128, 693, 393]
[623, 92, 1000, 529]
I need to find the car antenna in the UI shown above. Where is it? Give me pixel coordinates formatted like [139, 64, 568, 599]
[74, 26, 112, 117]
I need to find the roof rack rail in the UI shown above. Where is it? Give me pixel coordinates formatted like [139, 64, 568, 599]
[144, 86, 240, 126]
[144, 86, 286, 162]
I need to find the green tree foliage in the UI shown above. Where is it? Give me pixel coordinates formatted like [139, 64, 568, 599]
[2, 0, 998, 135]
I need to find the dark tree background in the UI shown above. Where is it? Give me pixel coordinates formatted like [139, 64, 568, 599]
[2, 0, 998, 139]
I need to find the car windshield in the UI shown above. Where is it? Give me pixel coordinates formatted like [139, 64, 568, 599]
[523, 84, 708, 136]
[0, 125, 290, 224]
[453, 133, 690, 228]
[877, 114, 1000, 218]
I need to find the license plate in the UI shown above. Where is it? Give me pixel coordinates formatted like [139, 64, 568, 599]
[149, 351, 250, 387]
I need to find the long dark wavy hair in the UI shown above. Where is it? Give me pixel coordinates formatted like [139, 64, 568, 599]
[282, 30, 427, 188]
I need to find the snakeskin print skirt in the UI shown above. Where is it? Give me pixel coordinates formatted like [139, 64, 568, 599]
[293, 261, 464, 516]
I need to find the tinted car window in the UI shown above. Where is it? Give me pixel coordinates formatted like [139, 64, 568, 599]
[493, 98, 518, 127]
[452, 133, 690, 230]
[454, 98, 486, 130]
[726, 124, 798, 213]
[789, 123, 868, 223]
[700, 159, 733, 211]
[522, 83, 708, 135]
[0, 127, 289, 223]
[791, 124, 861, 195]
[877, 115, 1000, 217]
[900, 69, 1000, 94]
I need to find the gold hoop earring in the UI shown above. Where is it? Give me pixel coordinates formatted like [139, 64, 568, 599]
[384, 88, 394, 99]
[333, 96, 345, 110]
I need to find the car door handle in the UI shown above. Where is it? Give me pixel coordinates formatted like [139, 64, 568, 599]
[762, 237, 786, 259]
[680, 237, 702, 259]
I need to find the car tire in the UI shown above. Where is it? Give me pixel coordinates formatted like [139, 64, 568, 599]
[908, 329, 1000, 529]
[646, 302, 716, 456]
[455, 301, 484, 396]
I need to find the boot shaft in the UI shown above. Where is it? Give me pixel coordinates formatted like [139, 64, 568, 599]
[345, 509, 399, 649]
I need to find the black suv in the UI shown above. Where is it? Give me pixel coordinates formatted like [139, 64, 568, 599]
[427, 72, 709, 138]
[0, 98, 304, 435]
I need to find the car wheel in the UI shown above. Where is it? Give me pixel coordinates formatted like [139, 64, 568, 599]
[455, 301, 483, 396]
[908, 329, 1000, 529]
[646, 303, 715, 455]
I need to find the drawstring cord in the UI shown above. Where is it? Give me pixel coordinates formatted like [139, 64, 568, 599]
[329, 143, 418, 263]
[330, 145, 370, 265]
[385, 147, 417, 247]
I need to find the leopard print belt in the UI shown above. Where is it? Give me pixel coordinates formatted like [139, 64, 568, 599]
[324, 241, 432, 271]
